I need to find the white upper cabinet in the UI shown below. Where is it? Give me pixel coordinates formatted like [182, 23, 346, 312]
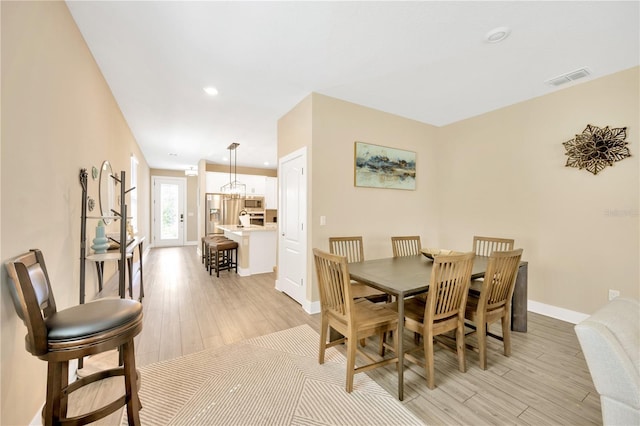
[265, 177, 277, 209]
[206, 172, 229, 193]
[240, 174, 266, 195]
[206, 172, 270, 196]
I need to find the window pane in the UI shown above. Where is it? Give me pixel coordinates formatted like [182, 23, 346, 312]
[160, 184, 178, 239]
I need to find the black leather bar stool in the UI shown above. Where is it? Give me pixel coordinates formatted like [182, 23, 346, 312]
[5, 249, 143, 425]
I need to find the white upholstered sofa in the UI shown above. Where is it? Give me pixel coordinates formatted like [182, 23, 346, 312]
[575, 297, 640, 426]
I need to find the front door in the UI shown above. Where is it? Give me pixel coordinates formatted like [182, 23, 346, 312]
[276, 148, 307, 307]
[152, 176, 186, 247]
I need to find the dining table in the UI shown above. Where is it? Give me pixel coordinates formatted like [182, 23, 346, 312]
[347, 253, 528, 400]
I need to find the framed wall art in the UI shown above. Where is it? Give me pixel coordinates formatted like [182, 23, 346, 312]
[354, 142, 416, 190]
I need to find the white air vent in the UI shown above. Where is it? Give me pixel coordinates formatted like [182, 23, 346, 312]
[545, 67, 592, 86]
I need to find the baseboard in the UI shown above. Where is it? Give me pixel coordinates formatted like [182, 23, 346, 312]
[274, 280, 321, 314]
[528, 299, 590, 324]
[303, 299, 321, 315]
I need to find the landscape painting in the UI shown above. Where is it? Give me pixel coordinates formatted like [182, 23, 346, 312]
[354, 142, 416, 190]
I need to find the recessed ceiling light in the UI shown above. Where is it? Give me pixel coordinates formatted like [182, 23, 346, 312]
[264, 161, 269, 166]
[485, 26, 511, 43]
[203, 86, 218, 96]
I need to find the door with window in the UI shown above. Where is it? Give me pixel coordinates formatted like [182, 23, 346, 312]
[152, 176, 186, 247]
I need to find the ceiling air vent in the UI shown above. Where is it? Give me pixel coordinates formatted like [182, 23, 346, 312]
[545, 67, 591, 87]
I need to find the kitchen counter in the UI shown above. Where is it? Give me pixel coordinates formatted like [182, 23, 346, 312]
[218, 223, 277, 234]
[217, 224, 277, 276]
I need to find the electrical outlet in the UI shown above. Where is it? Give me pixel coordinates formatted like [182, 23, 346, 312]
[608, 289, 620, 301]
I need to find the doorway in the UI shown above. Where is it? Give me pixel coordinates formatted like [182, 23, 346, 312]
[152, 176, 186, 247]
[276, 147, 308, 309]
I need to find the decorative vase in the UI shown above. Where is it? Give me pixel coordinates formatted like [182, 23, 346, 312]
[91, 221, 109, 254]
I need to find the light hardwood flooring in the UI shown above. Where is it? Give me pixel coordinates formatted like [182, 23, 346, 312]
[70, 246, 601, 425]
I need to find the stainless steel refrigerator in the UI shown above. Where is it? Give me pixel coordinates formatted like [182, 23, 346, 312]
[205, 193, 244, 234]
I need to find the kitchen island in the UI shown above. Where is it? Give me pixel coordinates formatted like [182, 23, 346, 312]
[217, 224, 277, 276]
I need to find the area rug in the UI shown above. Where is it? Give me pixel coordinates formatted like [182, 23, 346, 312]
[122, 324, 422, 425]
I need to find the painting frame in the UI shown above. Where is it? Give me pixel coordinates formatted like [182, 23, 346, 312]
[354, 142, 416, 190]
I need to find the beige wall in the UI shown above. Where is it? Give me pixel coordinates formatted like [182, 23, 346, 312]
[437, 67, 639, 315]
[1, 2, 150, 424]
[276, 94, 312, 300]
[206, 163, 277, 177]
[279, 70, 638, 315]
[303, 93, 439, 301]
[150, 169, 199, 243]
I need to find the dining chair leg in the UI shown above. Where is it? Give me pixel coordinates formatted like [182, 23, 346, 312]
[478, 323, 488, 370]
[346, 331, 357, 393]
[456, 324, 466, 373]
[502, 314, 512, 357]
[318, 314, 328, 364]
[424, 333, 436, 390]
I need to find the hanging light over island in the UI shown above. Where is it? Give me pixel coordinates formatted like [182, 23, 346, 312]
[220, 142, 246, 198]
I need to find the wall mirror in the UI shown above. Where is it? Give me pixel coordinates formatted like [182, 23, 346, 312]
[99, 160, 116, 224]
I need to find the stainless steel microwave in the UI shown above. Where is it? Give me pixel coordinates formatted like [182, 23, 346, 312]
[243, 197, 264, 209]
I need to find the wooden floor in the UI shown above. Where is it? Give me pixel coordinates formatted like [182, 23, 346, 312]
[71, 246, 601, 425]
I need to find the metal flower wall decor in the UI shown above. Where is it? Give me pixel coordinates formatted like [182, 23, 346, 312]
[563, 124, 631, 175]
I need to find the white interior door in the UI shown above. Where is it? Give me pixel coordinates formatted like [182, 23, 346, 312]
[276, 148, 307, 307]
[152, 176, 186, 247]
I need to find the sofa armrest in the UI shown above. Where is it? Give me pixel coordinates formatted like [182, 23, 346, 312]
[575, 297, 640, 410]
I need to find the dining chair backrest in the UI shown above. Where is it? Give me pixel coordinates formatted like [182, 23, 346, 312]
[391, 236, 422, 257]
[472, 236, 514, 257]
[313, 248, 354, 321]
[329, 236, 364, 263]
[477, 249, 523, 313]
[425, 252, 475, 324]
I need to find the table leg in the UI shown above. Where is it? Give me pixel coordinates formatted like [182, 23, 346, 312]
[397, 296, 405, 401]
[138, 242, 144, 299]
[127, 257, 133, 299]
[117, 259, 125, 298]
[512, 263, 528, 332]
[95, 262, 104, 292]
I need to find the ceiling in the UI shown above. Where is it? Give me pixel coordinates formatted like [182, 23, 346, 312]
[66, 1, 639, 171]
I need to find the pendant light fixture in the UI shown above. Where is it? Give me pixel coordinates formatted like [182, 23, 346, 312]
[220, 142, 246, 198]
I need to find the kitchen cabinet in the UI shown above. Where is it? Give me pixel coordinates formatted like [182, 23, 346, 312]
[206, 172, 267, 195]
[218, 224, 277, 276]
[205, 172, 229, 193]
[265, 177, 277, 209]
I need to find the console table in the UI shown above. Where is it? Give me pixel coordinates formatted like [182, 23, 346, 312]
[85, 236, 145, 300]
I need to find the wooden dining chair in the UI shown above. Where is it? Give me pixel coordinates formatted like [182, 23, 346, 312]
[5, 249, 143, 425]
[472, 236, 515, 257]
[391, 236, 422, 257]
[465, 248, 523, 370]
[329, 236, 388, 301]
[391, 251, 475, 389]
[313, 248, 398, 393]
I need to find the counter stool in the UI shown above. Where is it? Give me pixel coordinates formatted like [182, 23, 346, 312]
[6, 249, 143, 425]
[202, 235, 229, 271]
[208, 239, 239, 277]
